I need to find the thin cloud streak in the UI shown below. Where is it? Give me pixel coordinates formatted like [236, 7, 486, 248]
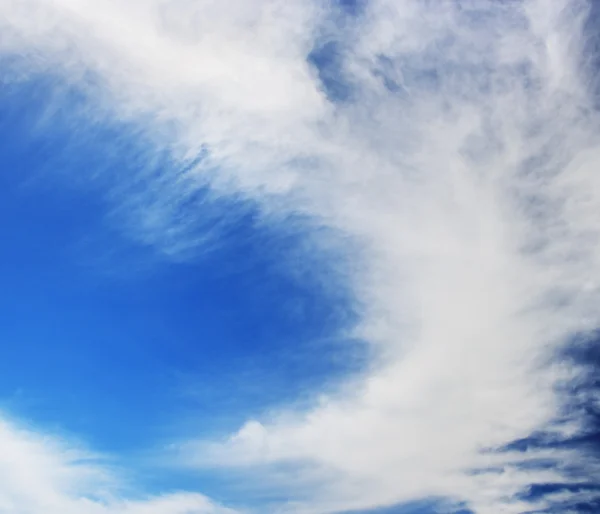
[1, 0, 600, 513]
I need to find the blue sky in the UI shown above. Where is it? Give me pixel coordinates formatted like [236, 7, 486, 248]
[0, 71, 358, 470]
[0, 1, 600, 514]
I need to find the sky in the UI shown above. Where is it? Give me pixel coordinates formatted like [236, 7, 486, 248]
[0, 0, 600, 513]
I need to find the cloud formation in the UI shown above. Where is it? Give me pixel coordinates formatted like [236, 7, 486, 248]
[1, 0, 600, 513]
[0, 415, 235, 513]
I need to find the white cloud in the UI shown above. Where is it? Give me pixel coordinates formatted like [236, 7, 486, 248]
[0, 415, 236, 513]
[0, 0, 600, 513]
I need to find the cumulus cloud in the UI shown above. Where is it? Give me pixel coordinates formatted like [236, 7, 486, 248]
[1, 0, 600, 513]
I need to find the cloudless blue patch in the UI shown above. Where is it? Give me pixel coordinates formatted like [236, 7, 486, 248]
[372, 55, 405, 95]
[0, 69, 362, 502]
[307, 1, 369, 103]
[335, 0, 366, 17]
[575, 0, 600, 110]
[308, 40, 354, 103]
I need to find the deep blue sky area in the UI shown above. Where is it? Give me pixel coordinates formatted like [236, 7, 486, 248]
[0, 75, 359, 464]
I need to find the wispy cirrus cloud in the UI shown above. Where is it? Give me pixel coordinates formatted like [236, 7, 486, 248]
[1, 0, 600, 513]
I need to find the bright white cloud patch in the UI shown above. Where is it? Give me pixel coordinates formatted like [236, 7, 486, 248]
[0, 416, 235, 513]
[1, 0, 600, 513]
